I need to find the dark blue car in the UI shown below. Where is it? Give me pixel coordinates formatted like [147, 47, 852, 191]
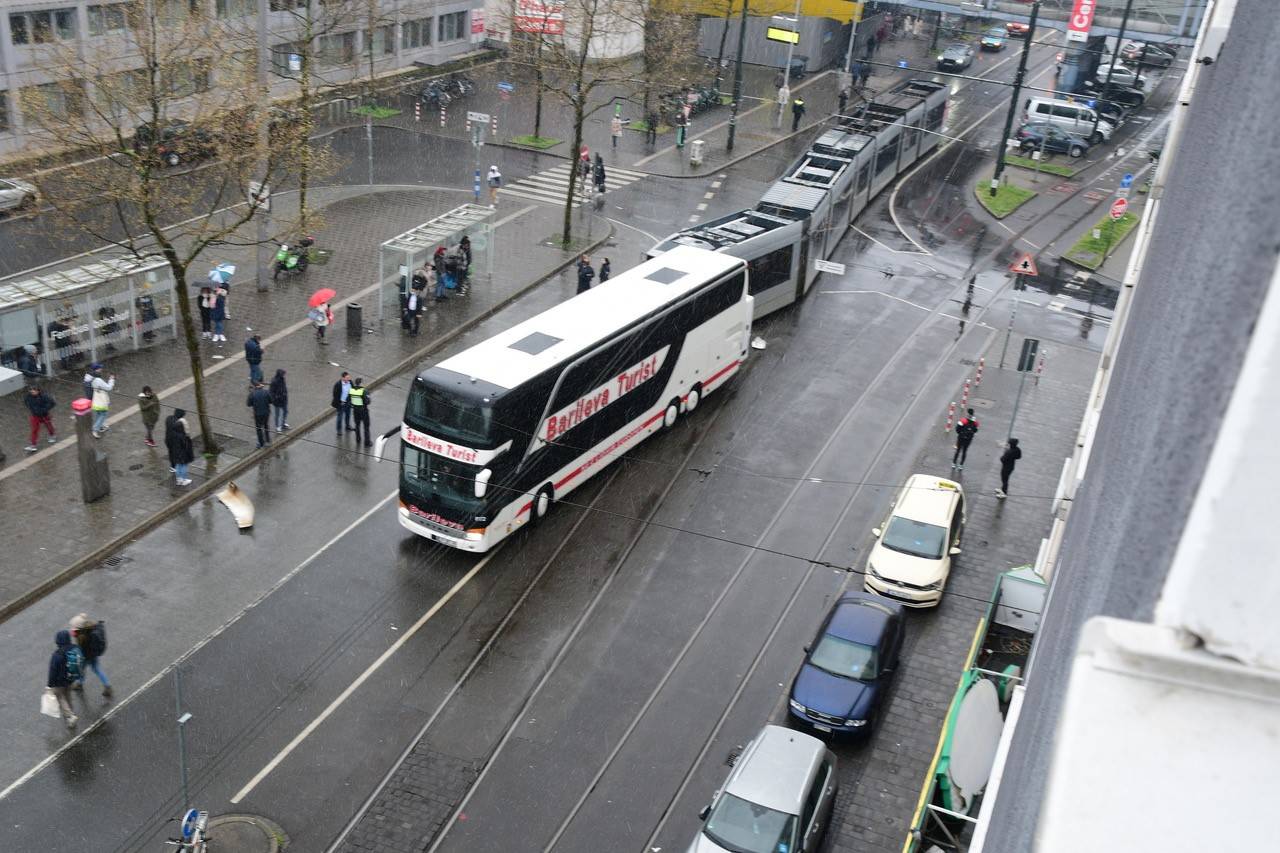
[788, 592, 905, 736]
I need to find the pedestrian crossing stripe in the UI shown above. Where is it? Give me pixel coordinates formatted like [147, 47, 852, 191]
[499, 162, 648, 208]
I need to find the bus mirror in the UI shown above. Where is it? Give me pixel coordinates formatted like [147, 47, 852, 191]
[475, 468, 492, 498]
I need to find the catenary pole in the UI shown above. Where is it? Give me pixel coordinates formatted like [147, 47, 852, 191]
[727, 0, 749, 152]
[990, 0, 1040, 196]
[1092, 0, 1135, 140]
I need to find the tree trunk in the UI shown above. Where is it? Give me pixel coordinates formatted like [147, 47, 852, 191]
[298, 52, 313, 234]
[533, 41, 544, 141]
[562, 101, 584, 249]
[715, 0, 733, 90]
[162, 252, 219, 454]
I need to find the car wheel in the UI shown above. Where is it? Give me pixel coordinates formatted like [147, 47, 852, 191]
[533, 484, 554, 522]
[663, 398, 681, 429]
[682, 383, 702, 415]
[1019, 141, 1034, 152]
[1069, 145, 1084, 158]
[166, 152, 180, 167]
[18, 193, 36, 211]
[1089, 132, 1104, 146]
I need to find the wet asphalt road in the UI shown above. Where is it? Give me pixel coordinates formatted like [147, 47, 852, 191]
[0, 36, 1166, 852]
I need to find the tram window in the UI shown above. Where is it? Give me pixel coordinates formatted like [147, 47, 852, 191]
[856, 162, 870, 194]
[876, 135, 900, 175]
[927, 103, 945, 132]
[903, 124, 919, 151]
[748, 247, 793, 295]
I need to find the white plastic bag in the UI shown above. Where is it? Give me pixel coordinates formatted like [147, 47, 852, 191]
[40, 689, 60, 719]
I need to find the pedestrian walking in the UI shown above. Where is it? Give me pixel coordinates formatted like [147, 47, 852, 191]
[45, 630, 81, 729]
[952, 408, 979, 469]
[332, 371, 353, 435]
[310, 301, 333, 342]
[611, 114, 623, 149]
[645, 110, 659, 145]
[593, 153, 607, 194]
[996, 438, 1022, 499]
[579, 149, 592, 198]
[349, 377, 372, 447]
[82, 363, 100, 400]
[23, 385, 56, 451]
[90, 370, 115, 438]
[198, 286, 215, 339]
[458, 235, 473, 291]
[444, 249, 461, 294]
[247, 380, 272, 448]
[165, 409, 194, 485]
[210, 285, 228, 342]
[269, 368, 290, 431]
[70, 613, 111, 700]
[433, 246, 449, 302]
[838, 87, 849, 115]
[599, 258, 611, 283]
[404, 288, 422, 335]
[486, 164, 502, 207]
[138, 385, 160, 447]
[774, 70, 785, 90]
[244, 334, 264, 384]
[576, 255, 595, 294]
[776, 84, 790, 127]
[791, 96, 806, 132]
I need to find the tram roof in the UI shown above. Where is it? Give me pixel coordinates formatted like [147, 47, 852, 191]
[657, 209, 794, 251]
[434, 246, 745, 391]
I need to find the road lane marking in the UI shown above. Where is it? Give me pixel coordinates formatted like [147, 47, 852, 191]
[230, 540, 503, 804]
[696, 202, 708, 211]
[0, 490, 398, 803]
[821, 289, 932, 312]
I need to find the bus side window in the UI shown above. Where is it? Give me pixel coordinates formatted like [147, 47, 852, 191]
[693, 271, 744, 317]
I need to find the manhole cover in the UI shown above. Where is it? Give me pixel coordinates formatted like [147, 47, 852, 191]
[128, 464, 144, 471]
[934, 273, 950, 280]
[204, 814, 288, 852]
[970, 398, 995, 409]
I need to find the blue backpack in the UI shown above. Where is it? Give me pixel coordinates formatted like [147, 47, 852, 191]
[65, 646, 83, 681]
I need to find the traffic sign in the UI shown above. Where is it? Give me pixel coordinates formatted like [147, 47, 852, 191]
[766, 26, 800, 44]
[1115, 186, 1130, 200]
[467, 111, 491, 124]
[1017, 338, 1040, 373]
[813, 259, 846, 275]
[1110, 197, 1128, 220]
[1119, 172, 1134, 189]
[1009, 252, 1039, 277]
[497, 81, 514, 93]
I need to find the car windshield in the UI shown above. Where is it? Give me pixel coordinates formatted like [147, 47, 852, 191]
[810, 633, 878, 681]
[407, 381, 493, 445]
[703, 794, 797, 853]
[881, 517, 947, 559]
[402, 444, 481, 505]
[985, 28, 1004, 38]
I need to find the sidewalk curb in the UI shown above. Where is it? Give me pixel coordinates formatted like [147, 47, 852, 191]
[0, 223, 615, 626]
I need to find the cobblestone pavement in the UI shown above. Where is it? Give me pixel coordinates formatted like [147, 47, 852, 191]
[828, 338, 1100, 852]
[0, 184, 606, 615]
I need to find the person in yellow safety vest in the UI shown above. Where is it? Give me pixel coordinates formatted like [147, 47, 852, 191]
[348, 378, 373, 448]
[791, 97, 806, 132]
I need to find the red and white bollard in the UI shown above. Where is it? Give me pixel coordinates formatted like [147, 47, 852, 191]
[960, 379, 971, 410]
[974, 357, 985, 387]
[491, 115, 498, 136]
[1034, 352, 1046, 386]
[945, 401, 956, 432]
[440, 105, 447, 128]
[414, 101, 421, 122]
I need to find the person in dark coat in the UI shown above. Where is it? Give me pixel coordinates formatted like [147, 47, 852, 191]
[348, 378, 372, 448]
[247, 380, 272, 448]
[165, 409, 195, 486]
[269, 368, 290, 431]
[598, 258, 611, 283]
[47, 629, 80, 728]
[71, 612, 111, 700]
[593, 153, 607, 194]
[576, 255, 595, 294]
[952, 408, 979, 470]
[432, 246, 448, 301]
[459, 236, 473, 289]
[138, 385, 160, 447]
[997, 438, 1022, 498]
[244, 334, 264, 384]
[791, 97, 806, 131]
[645, 110, 659, 145]
[332, 371, 353, 434]
[23, 385, 56, 451]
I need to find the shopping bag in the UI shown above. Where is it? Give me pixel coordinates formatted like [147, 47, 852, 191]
[40, 689, 60, 719]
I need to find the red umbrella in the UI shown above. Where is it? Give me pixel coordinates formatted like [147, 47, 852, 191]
[309, 288, 336, 307]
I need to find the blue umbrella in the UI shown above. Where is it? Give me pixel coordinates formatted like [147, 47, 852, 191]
[208, 263, 236, 284]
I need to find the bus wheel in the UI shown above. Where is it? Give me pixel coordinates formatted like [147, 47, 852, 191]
[682, 384, 703, 414]
[533, 485, 554, 521]
[663, 398, 681, 428]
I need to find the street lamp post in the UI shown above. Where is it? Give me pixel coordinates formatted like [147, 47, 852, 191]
[726, 0, 749, 153]
[1092, 0, 1135, 141]
[991, 0, 1040, 197]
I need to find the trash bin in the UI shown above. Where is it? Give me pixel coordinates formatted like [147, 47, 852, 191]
[346, 302, 362, 337]
[690, 139, 705, 166]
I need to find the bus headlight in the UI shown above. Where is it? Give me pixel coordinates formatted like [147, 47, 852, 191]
[475, 468, 492, 498]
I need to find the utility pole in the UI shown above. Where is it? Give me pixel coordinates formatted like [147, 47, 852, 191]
[726, 0, 749, 153]
[779, 0, 802, 94]
[841, 1, 862, 87]
[1092, 0, 1135, 141]
[254, 0, 273, 291]
[990, 0, 1040, 197]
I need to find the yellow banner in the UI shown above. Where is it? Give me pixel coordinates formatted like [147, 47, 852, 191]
[683, 0, 863, 25]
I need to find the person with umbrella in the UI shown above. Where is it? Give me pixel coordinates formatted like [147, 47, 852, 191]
[208, 264, 235, 323]
[309, 288, 336, 343]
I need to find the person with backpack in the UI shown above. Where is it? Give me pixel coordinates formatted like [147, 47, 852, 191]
[71, 613, 111, 700]
[23, 384, 57, 451]
[952, 408, 979, 470]
[269, 368, 290, 431]
[90, 369, 116, 438]
[247, 380, 272, 449]
[432, 246, 449, 302]
[46, 629, 82, 728]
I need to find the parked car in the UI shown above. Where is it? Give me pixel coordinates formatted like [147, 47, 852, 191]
[980, 27, 1008, 51]
[1006, 20, 1030, 36]
[1025, 96, 1116, 145]
[936, 43, 975, 71]
[133, 120, 215, 167]
[0, 177, 37, 215]
[1015, 122, 1090, 158]
[1078, 79, 1146, 110]
[788, 54, 809, 81]
[689, 725, 837, 853]
[1121, 40, 1177, 67]
[1095, 61, 1148, 90]
[788, 592, 905, 736]
[864, 474, 966, 608]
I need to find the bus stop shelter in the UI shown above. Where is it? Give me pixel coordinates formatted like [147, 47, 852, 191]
[377, 203, 495, 323]
[0, 255, 177, 379]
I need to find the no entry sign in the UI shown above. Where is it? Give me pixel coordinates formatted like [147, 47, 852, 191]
[1110, 197, 1128, 220]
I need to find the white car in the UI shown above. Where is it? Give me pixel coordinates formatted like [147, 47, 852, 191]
[864, 474, 966, 608]
[0, 178, 37, 215]
[1096, 62, 1148, 90]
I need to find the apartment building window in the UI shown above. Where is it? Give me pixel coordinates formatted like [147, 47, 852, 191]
[216, 0, 256, 18]
[269, 0, 306, 10]
[271, 42, 302, 77]
[25, 81, 84, 120]
[402, 17, 432, 50]
[88, 4, 127, 36]
[10, 9, 77, 45]
[317, 31, 355, 66]
[158, 0, 201, 24]
[0, 94, 10, 133]
[370, 24, 394, 56]
[437, 11, 466, 43]
[164, 59, 211, 98]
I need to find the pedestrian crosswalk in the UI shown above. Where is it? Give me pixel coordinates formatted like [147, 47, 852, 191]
[499, 162, 648, 208]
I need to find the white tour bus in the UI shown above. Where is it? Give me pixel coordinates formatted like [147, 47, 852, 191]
[394, 245, 752, 551]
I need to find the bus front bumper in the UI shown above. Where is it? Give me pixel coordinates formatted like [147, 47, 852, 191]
[398, 506, 492, 552]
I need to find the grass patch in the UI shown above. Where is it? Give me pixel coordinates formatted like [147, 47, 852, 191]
[1004, 153, 1080, 177]
[1063, 212, 1139, 269]
[974, 181, 1037, 218]
[627, 120, 672, 134]
[509, 134, 561, 149]
[543, 233, 597, 253]
[351, 105, 401, 119]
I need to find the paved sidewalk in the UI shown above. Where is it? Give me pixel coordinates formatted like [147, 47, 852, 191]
[0, 184, 609, 617]
[829, 337, 1100, 853]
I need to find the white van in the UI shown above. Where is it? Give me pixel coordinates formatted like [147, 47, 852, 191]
[864, 474, 965, 608]
[1024, 97, 1116, 144]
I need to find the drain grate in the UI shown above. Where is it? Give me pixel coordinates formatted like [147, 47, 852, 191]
[101, 555, 132, 569]
[726, 747, 743, 767]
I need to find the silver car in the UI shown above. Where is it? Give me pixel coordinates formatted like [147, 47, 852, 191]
[689, 724, 837, 853]
[0, 177, 37, 214]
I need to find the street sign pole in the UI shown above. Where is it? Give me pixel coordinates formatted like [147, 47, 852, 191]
[779, 0, 803, 94]
[1008, 337, 1040, 442]
[999, 298, 1021, 369]
[727, 0, 749, 153]
[991, 0, 1040, 196]
[842, 2, 863, 76]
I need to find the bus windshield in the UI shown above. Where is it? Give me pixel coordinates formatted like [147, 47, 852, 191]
[407, 381, 493, 446]
[402, 444, 481, 506]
